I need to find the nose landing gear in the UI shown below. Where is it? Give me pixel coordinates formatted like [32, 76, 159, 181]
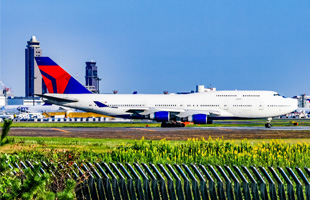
[265, 117, 272, 128]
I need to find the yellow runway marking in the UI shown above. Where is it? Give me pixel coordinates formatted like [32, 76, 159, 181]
[52, 128, 70, 133]
[219, 128, 233, 131]
[131, 128, 157, 132]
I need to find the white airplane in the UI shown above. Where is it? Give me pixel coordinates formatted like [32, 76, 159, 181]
[0, 104, 69, 115]
[35, 57, 298, 128]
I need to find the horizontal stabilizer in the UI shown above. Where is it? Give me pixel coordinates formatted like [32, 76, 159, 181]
[35, 94, 78, 103]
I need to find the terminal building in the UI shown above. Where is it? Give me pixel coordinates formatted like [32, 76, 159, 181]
[85, 60, 101, 93]
[7, 96, 42, 105]
[294, 94, 310, 108]
[25, 36, 46, 97]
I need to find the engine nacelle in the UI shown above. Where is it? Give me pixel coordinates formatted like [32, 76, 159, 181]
[149, 111, 170, 121]
[189, 114, 208, 124]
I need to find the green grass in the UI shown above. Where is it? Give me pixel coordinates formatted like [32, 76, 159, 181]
[2, 137, 310, 167]
[0, 136, 187, 153]
[2, 122, 161, 128]
[2, 136, 310, 154]
[1, 118, 309, 128]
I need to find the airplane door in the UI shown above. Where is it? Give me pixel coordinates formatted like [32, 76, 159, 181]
[222, 102, 229, 110]
[259, 102, 264, 110]
[179, 101, 184, 108]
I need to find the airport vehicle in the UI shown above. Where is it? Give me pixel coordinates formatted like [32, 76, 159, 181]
[35, 57, 298, 128]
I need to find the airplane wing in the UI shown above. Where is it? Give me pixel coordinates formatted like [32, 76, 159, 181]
[126, 107, 221, 119]
[35, 94, 78, 103]
[177, 110, 221, 118]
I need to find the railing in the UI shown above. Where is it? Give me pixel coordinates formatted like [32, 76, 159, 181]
[6, 161, 310, 200]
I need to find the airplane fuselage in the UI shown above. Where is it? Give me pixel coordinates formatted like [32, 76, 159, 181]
[41, 90, 297, 122]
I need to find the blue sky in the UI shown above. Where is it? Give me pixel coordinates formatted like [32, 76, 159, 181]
[1, 1, 309, 97]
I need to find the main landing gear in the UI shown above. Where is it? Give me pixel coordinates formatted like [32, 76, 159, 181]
[161, 121, 185, 127]
[265, 117, 272, 128]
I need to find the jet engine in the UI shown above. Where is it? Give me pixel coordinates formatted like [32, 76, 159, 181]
[188, 114, 208, 124]
[149, 111, 170, 121]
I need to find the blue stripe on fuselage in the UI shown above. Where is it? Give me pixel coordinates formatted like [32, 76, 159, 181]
[94, 101, 108, 107]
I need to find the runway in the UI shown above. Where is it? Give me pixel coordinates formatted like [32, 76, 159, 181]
[9, 126, 310, 140]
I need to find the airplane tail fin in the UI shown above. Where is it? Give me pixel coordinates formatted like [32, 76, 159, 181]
[35, 57, 91, 94]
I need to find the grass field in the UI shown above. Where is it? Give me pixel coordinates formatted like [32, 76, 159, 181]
[1, 119, 310, 167]
[1, 118, 310, 128]
[1, 135, 310, 152]
[1, 136, 310, 167]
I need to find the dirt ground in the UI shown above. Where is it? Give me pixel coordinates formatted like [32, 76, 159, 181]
[8, 127, 310, 140]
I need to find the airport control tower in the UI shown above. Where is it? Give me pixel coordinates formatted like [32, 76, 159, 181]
[25, 36, 46, 97]
[85, 60, 101, 93]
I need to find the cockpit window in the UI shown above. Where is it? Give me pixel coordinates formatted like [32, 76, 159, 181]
[273, 93, 280, 96]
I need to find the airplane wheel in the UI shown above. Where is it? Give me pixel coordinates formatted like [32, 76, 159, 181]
[207, 120, 213, 124]
[265, 123, 272, 128]
[161, 122, 168, 127]
[161, 122, 185, 128]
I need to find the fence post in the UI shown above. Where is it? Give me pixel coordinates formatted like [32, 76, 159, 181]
[192, 164, 209, 200]
[208, 165, 225, 200]
[74, 163, 91, 200]
[242, 166, 260, 200]
[102, 162, 122, 200]
[305, 167, 310, 177]
[126, 163, 144, 200]
[134, 163, 152, 200]
[14, 162, 26, 185]
[158, 163, 177, 200]
[150, 163, 169, 200]
[234, 165, 251, 200]
[268, 166, 285, 200]
[87, 162, 105, 200]
[199, 164, 217, 200]
[142, 163, 160, 200]
[175, 163, 193, 200]
[216, 165, 233, 200]
[118, 162, 137, 200]
[14, 162, 24, 174]
[7, 162, 16, 175]
[260, 166, 277, 200]
[251, 166, 268, 200]
[96, 162, 114, 200]
[183, 164, 201, 200]
[166, 163, 185, 200]
[82, 163, 98, 200]
[59, 162, 72, 179]
[111, 162, 129, 200]
[225, 165, 242, 200]
[20, 161, 28, 170]
[25, 160, 42, 177]
[41, 161, 56, 177]
[286, 167, 304, 200]
[296, 167, 310, 200]
[278, 167, 295, 200]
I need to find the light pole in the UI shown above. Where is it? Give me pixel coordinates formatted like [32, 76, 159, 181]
[31, 76, 37, 105]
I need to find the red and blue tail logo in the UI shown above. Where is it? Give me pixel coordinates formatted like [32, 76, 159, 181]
[35, 57, 91, 94]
